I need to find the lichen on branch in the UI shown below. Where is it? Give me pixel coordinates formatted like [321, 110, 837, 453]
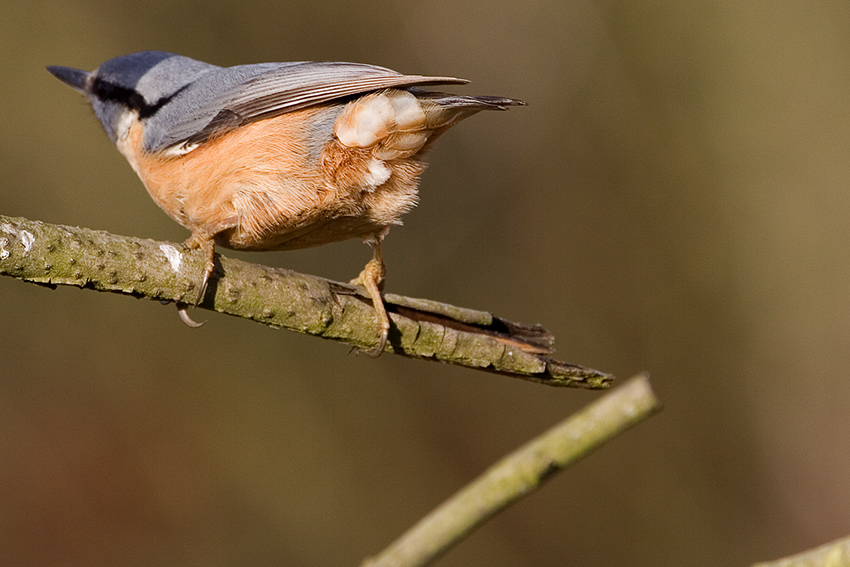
[0, 214, 611, 389]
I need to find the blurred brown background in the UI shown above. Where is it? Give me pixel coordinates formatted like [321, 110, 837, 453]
[2, 1, 849, 565]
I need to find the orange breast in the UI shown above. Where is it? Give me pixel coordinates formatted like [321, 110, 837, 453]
[116, 101, 427, 251]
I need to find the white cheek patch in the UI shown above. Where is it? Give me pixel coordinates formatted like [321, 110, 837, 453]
[115, 110, 136, 142]
[115, 110, 144, 174]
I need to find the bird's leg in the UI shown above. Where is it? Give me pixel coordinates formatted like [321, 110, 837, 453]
[184, 231, 217, 306]
[351, 238, 390, 356]
[176, 230, 217, 328]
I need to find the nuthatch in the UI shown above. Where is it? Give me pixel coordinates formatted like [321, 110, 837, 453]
[47, 51, 524, 354]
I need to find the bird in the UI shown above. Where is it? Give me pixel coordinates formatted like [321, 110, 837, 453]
[47, 51, 525, 355]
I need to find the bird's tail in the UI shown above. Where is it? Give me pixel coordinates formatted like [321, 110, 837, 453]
[334, 88, 525, 160]
[412, 90, 527, 112]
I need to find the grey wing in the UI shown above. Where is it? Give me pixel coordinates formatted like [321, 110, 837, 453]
[225, 61, 468, 121]
[144, 61, 468, 153]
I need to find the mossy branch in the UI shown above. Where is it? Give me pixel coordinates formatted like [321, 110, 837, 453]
[362, 374, 661, 567]
[752, 535, 850, 567]
[0, 214, 611, 388]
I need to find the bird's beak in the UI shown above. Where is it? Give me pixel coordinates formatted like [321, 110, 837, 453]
[46, 65, 90, 94]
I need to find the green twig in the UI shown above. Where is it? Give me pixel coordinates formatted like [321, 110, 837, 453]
[362, 374, 661, 567]
[0, 214, 611, 388]
[752, 535, 850, 567]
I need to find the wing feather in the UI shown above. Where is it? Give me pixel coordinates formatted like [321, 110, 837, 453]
[144, 61, 468, 152]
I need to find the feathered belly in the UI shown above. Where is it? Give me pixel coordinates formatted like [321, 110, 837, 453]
[128, 102, 427, 251]
[218, 155, 423, 251]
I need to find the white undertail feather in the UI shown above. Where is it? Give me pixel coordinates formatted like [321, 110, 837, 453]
[334, 90, 435, 161]
[360, 158, 392, 190]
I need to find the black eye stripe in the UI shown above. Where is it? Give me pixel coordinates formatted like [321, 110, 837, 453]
[90, 77, 176, 119]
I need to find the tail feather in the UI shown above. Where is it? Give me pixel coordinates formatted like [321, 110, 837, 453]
[334, 88, 525, 161]
[410, 89, 526, 111]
